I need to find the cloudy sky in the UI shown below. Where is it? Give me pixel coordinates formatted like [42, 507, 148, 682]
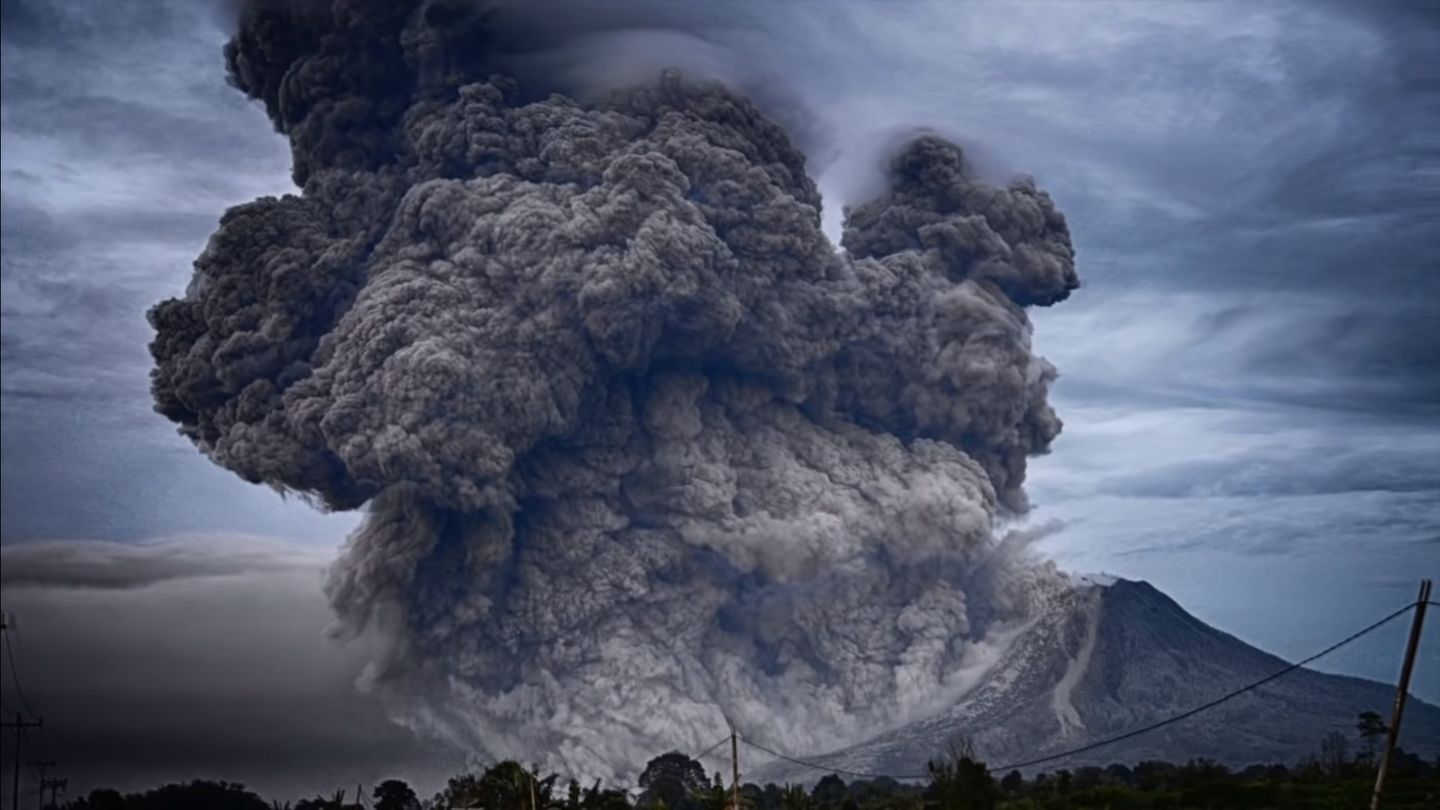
[1, 0, 1437, 800]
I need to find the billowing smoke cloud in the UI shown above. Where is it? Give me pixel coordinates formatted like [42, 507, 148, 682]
[149, 0, 1078, 779]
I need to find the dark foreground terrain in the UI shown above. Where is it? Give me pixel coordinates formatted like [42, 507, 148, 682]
[45, 740, 1440, 809]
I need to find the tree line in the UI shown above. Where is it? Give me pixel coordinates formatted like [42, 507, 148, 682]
[48, 713, 1439, 810]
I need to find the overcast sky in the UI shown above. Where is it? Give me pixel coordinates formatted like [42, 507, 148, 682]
[1, 0, 1437, 801]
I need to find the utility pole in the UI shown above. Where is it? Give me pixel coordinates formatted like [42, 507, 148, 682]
[729, 721, 741, 810]
[27, 759, 56, 810]
[0, 612, 8, 719]
[39, 777, 66, 810]
[3, 715, 43, 810]
[1371, 578, 1432, 810]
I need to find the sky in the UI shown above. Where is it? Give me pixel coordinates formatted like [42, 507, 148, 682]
[1, 0, 1437, 801]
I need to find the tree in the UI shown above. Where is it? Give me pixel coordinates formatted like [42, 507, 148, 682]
[694, 773, 729, 810]
[925, 736, 998, 810]
[1356, 710, 1389, 765]
[1103, 763, 1134, 786]
[780, 784, 811, 810]
[127, 781, 272, 810]
[83, 789, 125, 810]
[1073, 766, 1104, 791]
[437, 762, 554, 810]
[1134, 760, 1177, 791]
[294, 790, 347, 810]
[638, 752, 708, 810]
[999, 771, 1023, 795]
[578, 780, 631, 810]
[1319, 731, 1351, 777]
[809, 775, 847, 808]
[374, 780, 419, 810]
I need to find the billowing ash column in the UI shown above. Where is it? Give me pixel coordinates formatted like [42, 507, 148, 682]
[150, 0, 1079, 778]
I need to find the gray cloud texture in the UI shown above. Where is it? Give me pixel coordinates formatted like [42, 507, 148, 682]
[0, 533, 328, 590]
[148, 0, 1077, 779]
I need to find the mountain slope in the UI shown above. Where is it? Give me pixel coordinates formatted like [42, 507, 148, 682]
[751, 578, 1440, 783]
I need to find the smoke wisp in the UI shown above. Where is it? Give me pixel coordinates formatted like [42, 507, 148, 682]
[149, 0, 1079, 778]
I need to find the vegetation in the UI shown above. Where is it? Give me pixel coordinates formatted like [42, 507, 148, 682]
[50, 716, 1440, 810]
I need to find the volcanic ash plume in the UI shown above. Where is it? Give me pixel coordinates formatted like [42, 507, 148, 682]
[149, 0, 1079, 778]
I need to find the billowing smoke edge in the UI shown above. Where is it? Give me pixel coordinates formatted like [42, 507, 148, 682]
[151, 0, 1078, 779]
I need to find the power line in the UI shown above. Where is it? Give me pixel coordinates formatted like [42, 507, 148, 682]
[694, 734, 732, 762]
[740, 735, 926, 781]
[1, 631, 39, 722]
[2, 619, 60, 810]
[987, 599, 1420, 773]
[737, 599, 1422, 781]
[595, 733, 736, 797]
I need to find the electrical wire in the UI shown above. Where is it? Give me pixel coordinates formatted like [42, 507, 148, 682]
[3, 622, 60, 807]
[740, 735, 926, 781]
[2, 630, 40, 721]
[987, 599, 1420, 772]
[612, 733, 738, 797]
[736, 599, 1422, 780]
[694, 734, 733, 762]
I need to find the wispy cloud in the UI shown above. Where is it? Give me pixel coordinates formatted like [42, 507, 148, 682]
[0, 533, 331, 590]
[0, 531, 458, 799]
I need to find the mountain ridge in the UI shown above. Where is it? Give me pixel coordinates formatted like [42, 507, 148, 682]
[750, 578, 1440, 784]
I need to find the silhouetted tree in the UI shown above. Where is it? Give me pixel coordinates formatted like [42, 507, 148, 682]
[1103, 763, 1134, 785]
[694, 772, 729, 810]
[124, 781, 270, 810]
[1134, 760, 1178, 791]
[809, 775, 847, 808]
[779, 784, 810, 810]
[637, 752, 707, 810]
[435, 762, 553, 810]
[1319, 731, 1351, 777]
[1357, 710, 1389, 765]
[373, 779, 419, 810]
[925, 741, 997, 810]
[82, 789, 125, 810]
[578, 780, 631, 810]
[294, 790, 346, 810]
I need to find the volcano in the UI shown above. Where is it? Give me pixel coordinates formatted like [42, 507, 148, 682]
[750, 578, 1440, 783]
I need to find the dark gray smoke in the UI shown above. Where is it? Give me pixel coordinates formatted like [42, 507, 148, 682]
[149, 0, 1079, 778]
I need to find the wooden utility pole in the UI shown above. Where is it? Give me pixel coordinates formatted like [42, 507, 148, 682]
[729, 722, 741, 810]
[1370, 578, 1432, 810]
[39, 777, 66, 810]
[28, 759, 56, 810]
[3, 714, 43, 810]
